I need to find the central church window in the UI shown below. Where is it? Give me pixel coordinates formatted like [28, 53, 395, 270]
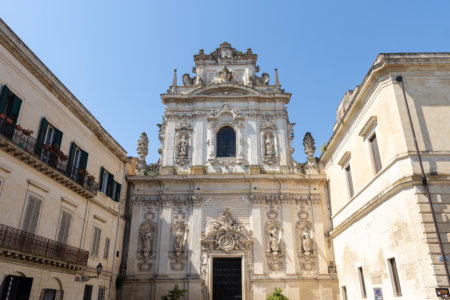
[216, 126, 236, 157]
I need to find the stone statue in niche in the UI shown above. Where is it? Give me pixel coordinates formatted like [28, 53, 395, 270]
[175, 134, 190, 166]
[142, 231, 152, 254]
[269, 227, 280, 252]
[175, 227, 185, 250]
[265, 134, 275, 157]
[178, 135, 188, 157]
[302, 231, 312, 253]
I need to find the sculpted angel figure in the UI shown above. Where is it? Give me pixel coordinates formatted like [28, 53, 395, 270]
[265, 135, 275, 157]
[178, 135, 188, 157]
[269, 227, 280, 253]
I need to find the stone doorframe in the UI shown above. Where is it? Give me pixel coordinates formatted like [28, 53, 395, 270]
[200, 208, 253, 300]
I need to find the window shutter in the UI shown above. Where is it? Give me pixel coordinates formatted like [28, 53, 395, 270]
[103, 238, 110, 259]
[0, 85, 10, 113]
[67, 142, 75, 167]
[106, 173, 114, 198]
[91, 227, 101, 257]
[115, 183, 121, 202]
[10, 96, 22, 125]
[53, 129, 63, 150]
[79, 150, 88, 170]
[98, 167, 104, 191]
[23, 196, 42, 233]
[58, 211, 72, 244]
[37, 118, 49, 145]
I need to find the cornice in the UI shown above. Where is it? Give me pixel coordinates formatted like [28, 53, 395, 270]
[321, 52, 450, 163]
[0, 19, 127, 162]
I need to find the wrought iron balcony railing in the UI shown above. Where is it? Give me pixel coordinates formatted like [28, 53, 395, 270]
[0, 223, 89, 267]
[0, 118, 98, 195]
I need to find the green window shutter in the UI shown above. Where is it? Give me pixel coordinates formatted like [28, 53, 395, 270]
[53, 129, 63, 150]
[106, 173, 114, 198]
[98, 167, 104, 191]
[0, 85, 10, 113]
[10, 96, 22, 125]
[79, 150, 88, 170]
[115, 183, 121, 202]
[67, 142, 75, 167]
[22, 195, 42, 234]
[58, 211, 72, 244]
[37, 118, 49, 145]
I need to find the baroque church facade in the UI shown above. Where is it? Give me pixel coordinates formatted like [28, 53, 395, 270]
[122, 43, 339, 299]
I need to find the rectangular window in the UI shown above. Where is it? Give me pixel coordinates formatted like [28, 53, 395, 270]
[57, 210, 72, 244]
[83, 285, 93, 300]
[369, 134, 382, 173]
[22, 195, 42, 234]
[341, 286, 348, 300]
[388, 258, 402, 296]
[103, 237, 110, 259]
[36, 118, 63, 150]
[99, 167, 121, 202]
[98, 286, 106, 300]
[67, 142, 88, 183]
[358, 267, 367, 298]
[0, 85, 22, 125]
[345, 164, 354, 197]
[91, 227, 102, 257]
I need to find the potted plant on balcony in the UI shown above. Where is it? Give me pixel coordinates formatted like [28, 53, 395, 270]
[5, 117, 13, 124]
[88, 175, 95, 182]
[0, 113, 6, 120]
[15, 124, 23, 131]
[22, 129, 33, 136]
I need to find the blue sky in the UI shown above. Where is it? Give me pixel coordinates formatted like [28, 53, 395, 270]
[2, 1, 449, 162]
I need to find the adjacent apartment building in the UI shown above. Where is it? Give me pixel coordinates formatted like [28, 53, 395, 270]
[322, 53, 450, 299]
[0, 19, 128, 299]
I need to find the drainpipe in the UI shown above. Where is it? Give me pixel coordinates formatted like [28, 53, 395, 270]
[108, 160, 127, 299]
[396, 76, 450, 285]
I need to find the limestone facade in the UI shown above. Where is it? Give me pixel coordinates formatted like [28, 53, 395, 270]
[322, 53, 450, 300]
[122, 43, 339, 299]
[0, 19, 128, 300]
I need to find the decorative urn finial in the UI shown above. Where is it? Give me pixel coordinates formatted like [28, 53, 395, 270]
[303, 132, 316, 165]
[136, 132, 149, 174]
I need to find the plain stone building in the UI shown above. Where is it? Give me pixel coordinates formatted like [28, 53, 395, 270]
[121, 42, 339, 300]
[321, 53, 450, 300]
[0, 19, 128, 299]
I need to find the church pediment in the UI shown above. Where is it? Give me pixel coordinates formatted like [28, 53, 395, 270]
[190, 84, 260, 97]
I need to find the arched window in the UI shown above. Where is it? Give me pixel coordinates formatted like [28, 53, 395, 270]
[216, 126, 236, 157]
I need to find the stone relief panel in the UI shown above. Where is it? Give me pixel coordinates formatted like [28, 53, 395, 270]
[265, 203, 284, 271]
[296, 205, 317, 272]
[203, 195, 251, 233]
[169, 207, 188, 271]
[137, 208, 158, 272]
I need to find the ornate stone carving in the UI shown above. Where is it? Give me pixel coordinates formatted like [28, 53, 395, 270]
[136, 132, 149, 175]
[201, 209, 252, 253]
[303, 132, 316, 165]
[175, 133, 190, 166]
[265, 204, 284, 271]
[212, 66, 234, 84]
[138, 209, 157, 272]
[255, 73, 270, 85]
[296, 208, 317, 272]
[182, 73, 197, 86]
[175, 121, 193, 131]
[169, 207, 188, 271]
[262, 133, 279, 165]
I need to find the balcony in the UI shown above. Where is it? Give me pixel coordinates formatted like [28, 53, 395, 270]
[0, 223, 88, 270]
[0, 118, 98, 198]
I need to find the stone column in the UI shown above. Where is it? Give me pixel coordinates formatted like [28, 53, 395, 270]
[189, 199, 202, 276]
